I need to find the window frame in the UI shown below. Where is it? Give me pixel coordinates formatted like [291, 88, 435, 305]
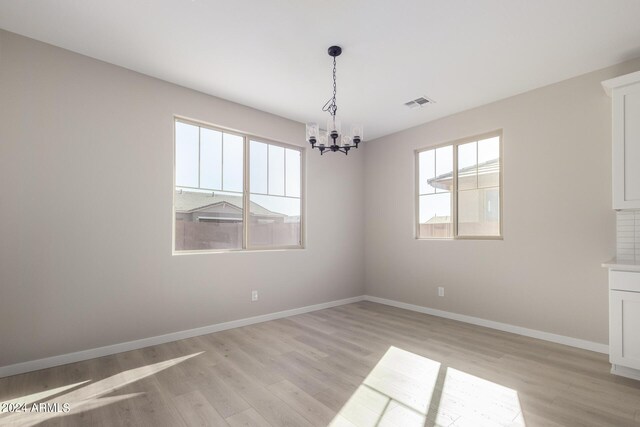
[173, 116, 306, 255]
[415, 130, 503, 241]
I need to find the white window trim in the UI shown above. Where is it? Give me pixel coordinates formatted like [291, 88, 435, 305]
[415, 130, 503, 241]
[173, 115, 306, 254]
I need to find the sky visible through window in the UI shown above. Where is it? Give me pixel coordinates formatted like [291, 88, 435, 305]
[419, 146, 452, 224]
[175, 121, 301, 217]
[418, 136, 500, 224]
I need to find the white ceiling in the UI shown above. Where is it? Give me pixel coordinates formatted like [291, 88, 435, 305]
[2, 0, 640, 140]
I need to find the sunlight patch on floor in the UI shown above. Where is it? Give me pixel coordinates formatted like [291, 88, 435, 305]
[329, 346, 525, 427]
[61, 351, 203, 401]
[436, 367, 524, 426]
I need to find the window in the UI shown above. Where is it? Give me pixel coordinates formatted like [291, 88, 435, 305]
[249, 141, 302, 247]
[416, 131, 502, 239]
[173, 118, 303, 252]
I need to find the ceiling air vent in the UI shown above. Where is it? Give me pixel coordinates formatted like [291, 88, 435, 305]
[404, 96, 435, 109]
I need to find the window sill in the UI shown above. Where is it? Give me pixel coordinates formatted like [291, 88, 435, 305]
[415, 236, 503, 241]
[172, 246, 305, 256]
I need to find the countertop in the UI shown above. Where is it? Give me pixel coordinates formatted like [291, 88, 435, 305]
[602, 258, 640, 272]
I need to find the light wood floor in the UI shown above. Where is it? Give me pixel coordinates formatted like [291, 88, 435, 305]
[1, 301, 640, 426]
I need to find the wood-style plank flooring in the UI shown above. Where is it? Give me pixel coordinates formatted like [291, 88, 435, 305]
[1, 301, 640, 426]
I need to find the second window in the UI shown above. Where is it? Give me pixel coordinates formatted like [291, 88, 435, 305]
[417, 131, 502, 239]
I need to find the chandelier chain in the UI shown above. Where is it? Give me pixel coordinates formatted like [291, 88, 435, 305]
[332, 55, 337, 116]
[322, 56, 338, 117]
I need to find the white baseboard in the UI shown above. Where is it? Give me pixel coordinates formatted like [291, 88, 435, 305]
[0, 295, 364, 379]
[363, 295, 609, 354]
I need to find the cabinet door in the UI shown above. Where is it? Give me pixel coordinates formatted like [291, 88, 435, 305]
[613, 84, 640, 209]
[610, 290, 640, 369]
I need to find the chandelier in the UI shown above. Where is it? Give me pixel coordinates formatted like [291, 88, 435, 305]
[306, 46, 363, 155]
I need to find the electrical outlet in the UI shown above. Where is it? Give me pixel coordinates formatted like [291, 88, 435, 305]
[251, 290, 259, 301]
[438, 286, 445, 297]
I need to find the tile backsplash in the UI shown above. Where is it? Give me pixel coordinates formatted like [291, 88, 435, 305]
[617, 210, 640, 261]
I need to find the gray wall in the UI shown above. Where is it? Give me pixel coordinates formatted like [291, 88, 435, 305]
[364, 58, 640, 345]
[0, 30, 365, 367]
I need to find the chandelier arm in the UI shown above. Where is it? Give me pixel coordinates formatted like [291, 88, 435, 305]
[321, 97, 334, 112]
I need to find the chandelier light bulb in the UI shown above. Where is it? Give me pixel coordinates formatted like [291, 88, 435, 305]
[306, 122, 319, 143]
[318, 132, 328, 147]
[327, 117, 341, 142]
[350, 123, 363, 143]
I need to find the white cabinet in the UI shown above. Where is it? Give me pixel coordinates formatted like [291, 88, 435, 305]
[602, 71, 640, 209]
[610, 291, 640, 370]
[609, 270, 640, 378]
